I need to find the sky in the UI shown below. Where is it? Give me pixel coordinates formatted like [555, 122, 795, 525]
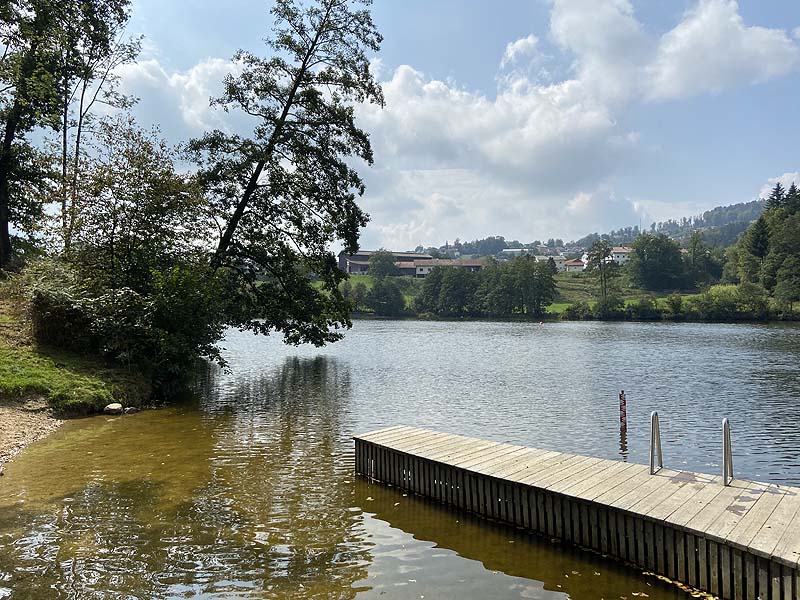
[121, 0, 800, 249]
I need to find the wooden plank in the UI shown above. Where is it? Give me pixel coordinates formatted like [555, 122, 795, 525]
[771, 505, 800, 569]
[666, 526, 677, 579]
[629, 476, 692, 517]
[771, 561, 782, 600]
[706, 482, 770, 544]
[668, 478, 726, 529]
[749, 493, 800, 561]
[507, 451, 577, 484]
[758, 557, 770, 600]
[687, 533, 697, 587]
[540, 457, 606, 490]
[607, 469, 683, 512]
[354, 425, 410, 442]
[710, 540, 720, 597]
[453, 442, 528, 470]
[684, 481, 755, 536]
[469, 447, 534, 476]
[733, 548, 744, 600]
[745, 552, 756, 600]
[647, 481, 714, 522]
[698, 536, 709, 591]
[533, 456, 604, 489]
[553, 459, 630, 496]
[727, 486, 787, 552]
[781, 564, 793, 600]
[489, 447, 554, 479]
[588, 465, 665, 505]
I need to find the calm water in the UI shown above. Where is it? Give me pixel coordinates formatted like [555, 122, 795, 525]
[0, 320, 799, 599]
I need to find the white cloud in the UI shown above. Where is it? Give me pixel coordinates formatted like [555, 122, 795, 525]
[647, 0, 800, 100]
[117, 57, 244, 140]
[550, 0, 651, 103]
[501, 34, 540, 68]
[115, 1, 800, 249]
[760, 172, 800, 199]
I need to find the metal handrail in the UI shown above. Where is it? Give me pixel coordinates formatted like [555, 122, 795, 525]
[650, 411, 663, 475]
[723, 418, 734, 486]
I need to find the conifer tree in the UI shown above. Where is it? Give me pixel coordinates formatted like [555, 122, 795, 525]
[764, 182, 785, 211]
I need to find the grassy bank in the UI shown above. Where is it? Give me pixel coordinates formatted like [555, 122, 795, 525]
[0, 291, 150, 416]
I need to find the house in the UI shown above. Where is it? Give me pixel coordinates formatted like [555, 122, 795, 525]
[500, 248, 533, 258]
[394, 261, 417, 277]
[533, 255, 567, 272]
[610, 246, 632, 265]
[564, 258, 585, 272]
[414, 259, 486, 278]
[338, 250, 433, 274]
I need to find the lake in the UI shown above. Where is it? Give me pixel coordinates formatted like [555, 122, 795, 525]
[1, 320, 798, 599]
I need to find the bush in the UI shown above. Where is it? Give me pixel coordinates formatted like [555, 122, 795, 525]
[593, 295, 625, 319]
[626, 295, 662, 320]
[664, 293, 683, 319]
[15, 259, 229, 394]
[561, 300, 592, 320]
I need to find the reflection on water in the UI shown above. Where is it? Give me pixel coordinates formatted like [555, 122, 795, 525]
[0, 320, 798, 598]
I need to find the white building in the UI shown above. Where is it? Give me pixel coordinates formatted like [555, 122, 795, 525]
[534, 255, 567, 272]
[564, 258, 585, 272]
[610, 247, 632, 265]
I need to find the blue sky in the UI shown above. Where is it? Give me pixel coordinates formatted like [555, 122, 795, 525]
[123, 0, 800, 249]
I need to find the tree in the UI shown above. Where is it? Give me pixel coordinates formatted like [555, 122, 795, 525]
[68, 114, 206, 291]
[745, 216, 770, 263]
[764, 182, 785, 211]
[0, 0, 64, 267]
[514, 257, 555, 316]
[628, 233, 684, 291]
[415, 267, 443, 313]
[368, 249, 398, 278]
[366, 278, 404, 316]
[187, 0, 384, 346]
[786, 183, 800, 213]
[57, 0, 140, 251]
[586, 239, 613, 300]
[546, 256, 558, 275]
[437, 268, 478, 317]
[775, 255, 800, 311]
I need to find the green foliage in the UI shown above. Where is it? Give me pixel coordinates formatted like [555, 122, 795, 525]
[585, 239, 616, 300]
[764, 182, 786, 211]
[414, 257, 555, 319]
[626, 295, 661, 320]
[684, 284, 772, 320]
[366, 278, 405, 317]
[186, 0, 383, 347]
[628, 233, 684, 290]
[561, 300, 592, 320]
[775, 256, 800, 310]
[593, 294, 625, 319]
[744, 216, 770, 262]
[368, 249, 398, 278]
[664, 293, 683, 319]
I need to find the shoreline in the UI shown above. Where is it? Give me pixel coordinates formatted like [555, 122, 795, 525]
[0, 396, 63, 474]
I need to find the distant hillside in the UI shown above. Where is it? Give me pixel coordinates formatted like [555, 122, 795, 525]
[573, 199, 764, 248]
[414, 199, 764, 257]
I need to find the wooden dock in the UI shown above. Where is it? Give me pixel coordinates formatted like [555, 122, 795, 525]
[354, 426, 800, 600]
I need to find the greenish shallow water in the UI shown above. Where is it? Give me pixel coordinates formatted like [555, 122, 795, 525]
[0, 320, 798, 599]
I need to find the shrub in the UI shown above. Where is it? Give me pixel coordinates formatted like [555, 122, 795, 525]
[627, 295, 662, 320]
[561, 300, 592, 320]
[593, 295, 625, 319]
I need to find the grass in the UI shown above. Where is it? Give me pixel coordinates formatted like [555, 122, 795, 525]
[0, 290, 150, 416]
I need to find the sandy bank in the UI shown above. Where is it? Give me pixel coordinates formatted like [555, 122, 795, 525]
[0, 396, 62, 473]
